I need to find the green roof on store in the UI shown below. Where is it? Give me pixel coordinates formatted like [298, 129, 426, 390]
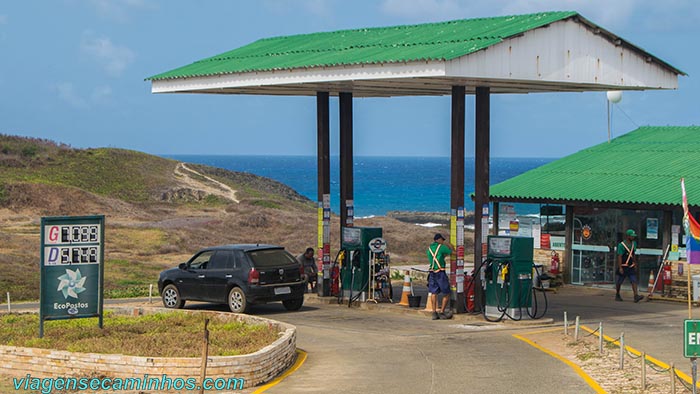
[490, 126, 700, 208]
[147, 11, 581, 80]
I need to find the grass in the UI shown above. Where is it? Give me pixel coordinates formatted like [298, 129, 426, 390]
[577, 351, 599, 361]
[0, 311, 278, 357]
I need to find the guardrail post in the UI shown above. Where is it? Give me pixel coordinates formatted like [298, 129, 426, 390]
[619, 332, 625, 370]
[6, 292, 9, 312]
[641, 351, 646, 390]
[149, 284, 153, 304]
[671, 362, 676, 394]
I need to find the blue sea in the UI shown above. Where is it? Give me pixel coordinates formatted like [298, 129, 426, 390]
[164, 155, 553, 217]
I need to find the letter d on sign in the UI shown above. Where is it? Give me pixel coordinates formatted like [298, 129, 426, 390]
[48, 248, 59, 264]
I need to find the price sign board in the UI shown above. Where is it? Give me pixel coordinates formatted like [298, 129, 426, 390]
[39, 216, 104, 337]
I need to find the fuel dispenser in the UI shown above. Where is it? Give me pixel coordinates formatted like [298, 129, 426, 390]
[340, 227, 383, 304]
[484, 235, 538, 321]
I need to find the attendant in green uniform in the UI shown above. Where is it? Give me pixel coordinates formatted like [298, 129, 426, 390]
[615, 229, 643, 303]
[427, 233, 455, 320]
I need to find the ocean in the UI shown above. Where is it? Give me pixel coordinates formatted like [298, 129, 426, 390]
[164, 155, 553, 217]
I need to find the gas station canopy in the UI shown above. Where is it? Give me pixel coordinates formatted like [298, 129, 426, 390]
[147, 10, 685, 304]
[148, 11, 684, 97]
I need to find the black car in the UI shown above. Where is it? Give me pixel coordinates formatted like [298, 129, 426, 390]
[158, 244, 306, 313]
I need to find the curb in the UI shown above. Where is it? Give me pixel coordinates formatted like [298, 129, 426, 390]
[303, 294, 554, 326]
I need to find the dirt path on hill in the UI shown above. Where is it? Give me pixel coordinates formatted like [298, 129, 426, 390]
[174, 162, 239, 203]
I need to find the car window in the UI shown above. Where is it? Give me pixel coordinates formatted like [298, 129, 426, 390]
[234, 251, 246, 269]
[189, 251, 214, 270]
[246, 249, 297, 268]
[209, 250, 236, 270]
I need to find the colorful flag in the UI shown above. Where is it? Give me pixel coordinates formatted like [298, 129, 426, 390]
[681, 178, 700, 242]
[688, 236, 700, 265]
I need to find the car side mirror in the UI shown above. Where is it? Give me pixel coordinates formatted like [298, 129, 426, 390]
[178, 263, 188, 270]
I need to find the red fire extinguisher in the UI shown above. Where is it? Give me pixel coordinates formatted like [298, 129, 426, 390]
[550, 251, 560, 275]
[663, 262, 672, 286]
[465, 274, 475, 312]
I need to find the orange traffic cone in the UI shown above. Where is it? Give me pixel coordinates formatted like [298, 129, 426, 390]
[647, 270, 655, 294]
[423, 293, 435, 312]
[398, 271, 412, 306]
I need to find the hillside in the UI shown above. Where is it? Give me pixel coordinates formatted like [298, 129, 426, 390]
[0, 135, 450, 302]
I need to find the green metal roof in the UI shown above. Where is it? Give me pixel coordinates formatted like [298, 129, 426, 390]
[490, 126, 700, 208]
[148, 11, 579, 81]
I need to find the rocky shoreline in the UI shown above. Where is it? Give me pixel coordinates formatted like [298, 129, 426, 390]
[386, 210, 475, 225]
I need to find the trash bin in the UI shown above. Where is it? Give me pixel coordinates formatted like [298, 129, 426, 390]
[693, 275, 700, 302]
[408, 295, 421, 308]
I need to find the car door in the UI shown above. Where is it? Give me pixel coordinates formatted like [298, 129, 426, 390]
[204, 250, 234, 302]
[178, 250, 214, 300]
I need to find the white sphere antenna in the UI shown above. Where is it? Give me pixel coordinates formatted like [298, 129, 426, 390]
[607, 91, 622, 103]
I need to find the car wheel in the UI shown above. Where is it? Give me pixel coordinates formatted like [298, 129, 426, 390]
[282, 297, 304, 311]
[228, 287, 249, 313]
[162, 284, 185, 309]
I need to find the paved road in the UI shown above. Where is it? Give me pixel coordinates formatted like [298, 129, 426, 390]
[246, 301, 591, 394]
[6, 284, 695, 393]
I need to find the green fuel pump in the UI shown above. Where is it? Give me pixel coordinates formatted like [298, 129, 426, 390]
[484, 235, 534, 320]
[340, 227, 382, 303]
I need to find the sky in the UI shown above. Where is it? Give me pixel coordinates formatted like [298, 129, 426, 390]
[0, 0, 699, 158]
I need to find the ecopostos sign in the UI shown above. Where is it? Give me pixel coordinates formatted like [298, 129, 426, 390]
[39, 215, 104, 337]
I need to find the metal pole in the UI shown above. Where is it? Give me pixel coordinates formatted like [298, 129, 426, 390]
[620, 332, 625, 370]
[149, 284, 153, 304]
[599, 322, 603, 354]
[607, 99, 611, 143]
[6, 292, 9, 312]
[641, 351, 646, 390]
[564, 311, 568, 336]
[574, 316, 580, 342]
[693, 357, 698, 394]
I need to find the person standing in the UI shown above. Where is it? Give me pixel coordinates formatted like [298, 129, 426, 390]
[615, 229, 644, 303]
[427, 233, 455, 320]
[297, 248, 317, 293]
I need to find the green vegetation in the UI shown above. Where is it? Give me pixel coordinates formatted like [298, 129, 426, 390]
[0, 311, 278, 357]
[250, 199, 282, 209]
[576, 351, 599, 361]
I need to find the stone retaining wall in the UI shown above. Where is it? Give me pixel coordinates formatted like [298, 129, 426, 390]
[0, 307, 296, 388]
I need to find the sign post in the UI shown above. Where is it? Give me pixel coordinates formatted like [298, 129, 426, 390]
[39, 215, 105, 338]
[684, 320, 700, 393]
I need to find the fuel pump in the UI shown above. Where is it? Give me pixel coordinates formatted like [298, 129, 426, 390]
[483, 236, 548, 321]
[339, 227, 383, 305]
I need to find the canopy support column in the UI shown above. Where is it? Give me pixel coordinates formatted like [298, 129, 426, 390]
[340, 92, 354, 237]
[450, 85, 466, 313]
[317, 92, 331, 296]
[473, 86, 490, 312]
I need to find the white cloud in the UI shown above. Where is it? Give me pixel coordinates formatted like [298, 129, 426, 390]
[54, 83, 112, 109]
[81, 31, 135, 77]
[87, 0, 155, 22]
[91, 85, 112, 101]
[263, 0, 335, 18]
[380, 0, 466, 22]
[55, 82, 89, 109]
